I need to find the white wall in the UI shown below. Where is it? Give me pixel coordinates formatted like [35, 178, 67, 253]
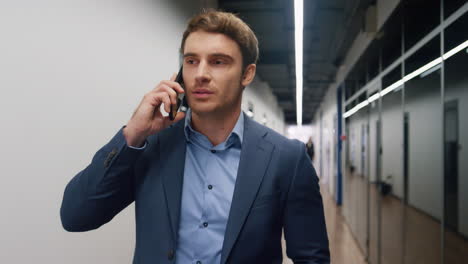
[348, 111, 365, 176]
[405, 73, 443, 221]
[381, 90, 404, 199]
[0, 1, 210, 263]
[242, 76, 286, 134]
[311, 86, 337, 193]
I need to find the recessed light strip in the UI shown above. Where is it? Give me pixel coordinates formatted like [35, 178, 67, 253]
[343, 39, 467, 119]
[294, 0, 303, 125]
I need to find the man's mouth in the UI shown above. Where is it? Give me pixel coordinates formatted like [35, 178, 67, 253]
[192, 88, 214, 98]
[193, 88, 213, 94]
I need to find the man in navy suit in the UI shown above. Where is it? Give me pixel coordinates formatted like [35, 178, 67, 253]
[61, 10, 330, 264]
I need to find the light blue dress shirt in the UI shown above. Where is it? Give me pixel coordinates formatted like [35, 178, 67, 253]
[175, 109, 243, 264]
[127, 110, 243, 264]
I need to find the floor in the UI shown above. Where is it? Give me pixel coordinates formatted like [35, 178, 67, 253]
[281, 184, 367, 264]
[341, 173, 468, 264]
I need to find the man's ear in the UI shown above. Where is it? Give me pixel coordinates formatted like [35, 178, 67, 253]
[241, 64, 256, 87]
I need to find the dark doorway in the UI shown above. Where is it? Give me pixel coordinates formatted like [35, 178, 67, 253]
[444, 100, 459, 231]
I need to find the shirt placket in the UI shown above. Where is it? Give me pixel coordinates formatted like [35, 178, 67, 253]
[193, 136, 217, 264]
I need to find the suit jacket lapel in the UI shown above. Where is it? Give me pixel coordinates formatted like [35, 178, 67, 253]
[160, 121, 187, 243]
[220, 117, 275, 264]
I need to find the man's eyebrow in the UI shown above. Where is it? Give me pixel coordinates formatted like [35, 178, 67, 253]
[183, 53, 234, 60]
[183, 53, 198, 58]
[210, 53, 234, 60]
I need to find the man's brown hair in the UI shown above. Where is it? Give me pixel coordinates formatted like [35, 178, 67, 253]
[180, 10, 259, 69]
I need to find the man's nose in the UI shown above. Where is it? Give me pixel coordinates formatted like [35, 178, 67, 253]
[195, 61, 211, 84]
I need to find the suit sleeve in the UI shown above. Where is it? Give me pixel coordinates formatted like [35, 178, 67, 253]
[283, 142, 330, 263]
[60, 126, 148, 232]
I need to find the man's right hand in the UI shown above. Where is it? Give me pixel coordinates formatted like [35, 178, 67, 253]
[123, 74, 186, 147]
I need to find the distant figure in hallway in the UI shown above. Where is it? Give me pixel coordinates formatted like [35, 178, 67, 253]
[306, 136, 315, 162]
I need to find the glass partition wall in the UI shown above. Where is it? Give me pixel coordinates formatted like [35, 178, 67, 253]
[443, 9, 468, 264]
[340, 1, 468, 264]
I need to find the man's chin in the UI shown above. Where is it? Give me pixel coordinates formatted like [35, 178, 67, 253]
[189, 104, 219, 116]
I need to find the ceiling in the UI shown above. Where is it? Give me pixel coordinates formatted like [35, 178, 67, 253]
[218, 0, 376, 124]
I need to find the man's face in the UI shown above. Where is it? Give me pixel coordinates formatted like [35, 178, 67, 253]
[182, 30, 254, 117]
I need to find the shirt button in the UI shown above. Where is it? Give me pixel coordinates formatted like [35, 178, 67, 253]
[167, 250, 174, 260]
[196, 261, 202, 264]
[208, 185, 213, 190]
[203, 222, 208, 228]
[210, 149, 216, 153]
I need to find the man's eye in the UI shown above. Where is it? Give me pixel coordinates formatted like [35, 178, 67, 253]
[185, 59, 197, 64]
[213, 60, 225, 65]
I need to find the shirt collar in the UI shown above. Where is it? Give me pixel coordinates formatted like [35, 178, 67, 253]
[184, 109, 244, 146]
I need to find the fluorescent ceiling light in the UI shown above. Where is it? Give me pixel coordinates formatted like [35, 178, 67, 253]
[344, 39, 467, 119]
[404, 57, 443, 82]
[343, 110, 353, 119]
[381, 79, 404, 96]
[442, 40, 468, 60]
[368, 93, 380, 103]
[357, 100, 369, 109]
[294, 0, 303, 125]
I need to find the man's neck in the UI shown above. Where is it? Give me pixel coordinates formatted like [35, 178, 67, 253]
[190, 108, 242, 146]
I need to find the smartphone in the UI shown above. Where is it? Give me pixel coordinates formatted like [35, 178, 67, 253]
[169, 66, 188, 120]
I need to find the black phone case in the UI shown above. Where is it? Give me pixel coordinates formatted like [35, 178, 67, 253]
[169, 67, 187, 120]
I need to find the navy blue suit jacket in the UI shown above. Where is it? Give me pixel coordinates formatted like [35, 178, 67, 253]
[60, 116, 330, 263]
